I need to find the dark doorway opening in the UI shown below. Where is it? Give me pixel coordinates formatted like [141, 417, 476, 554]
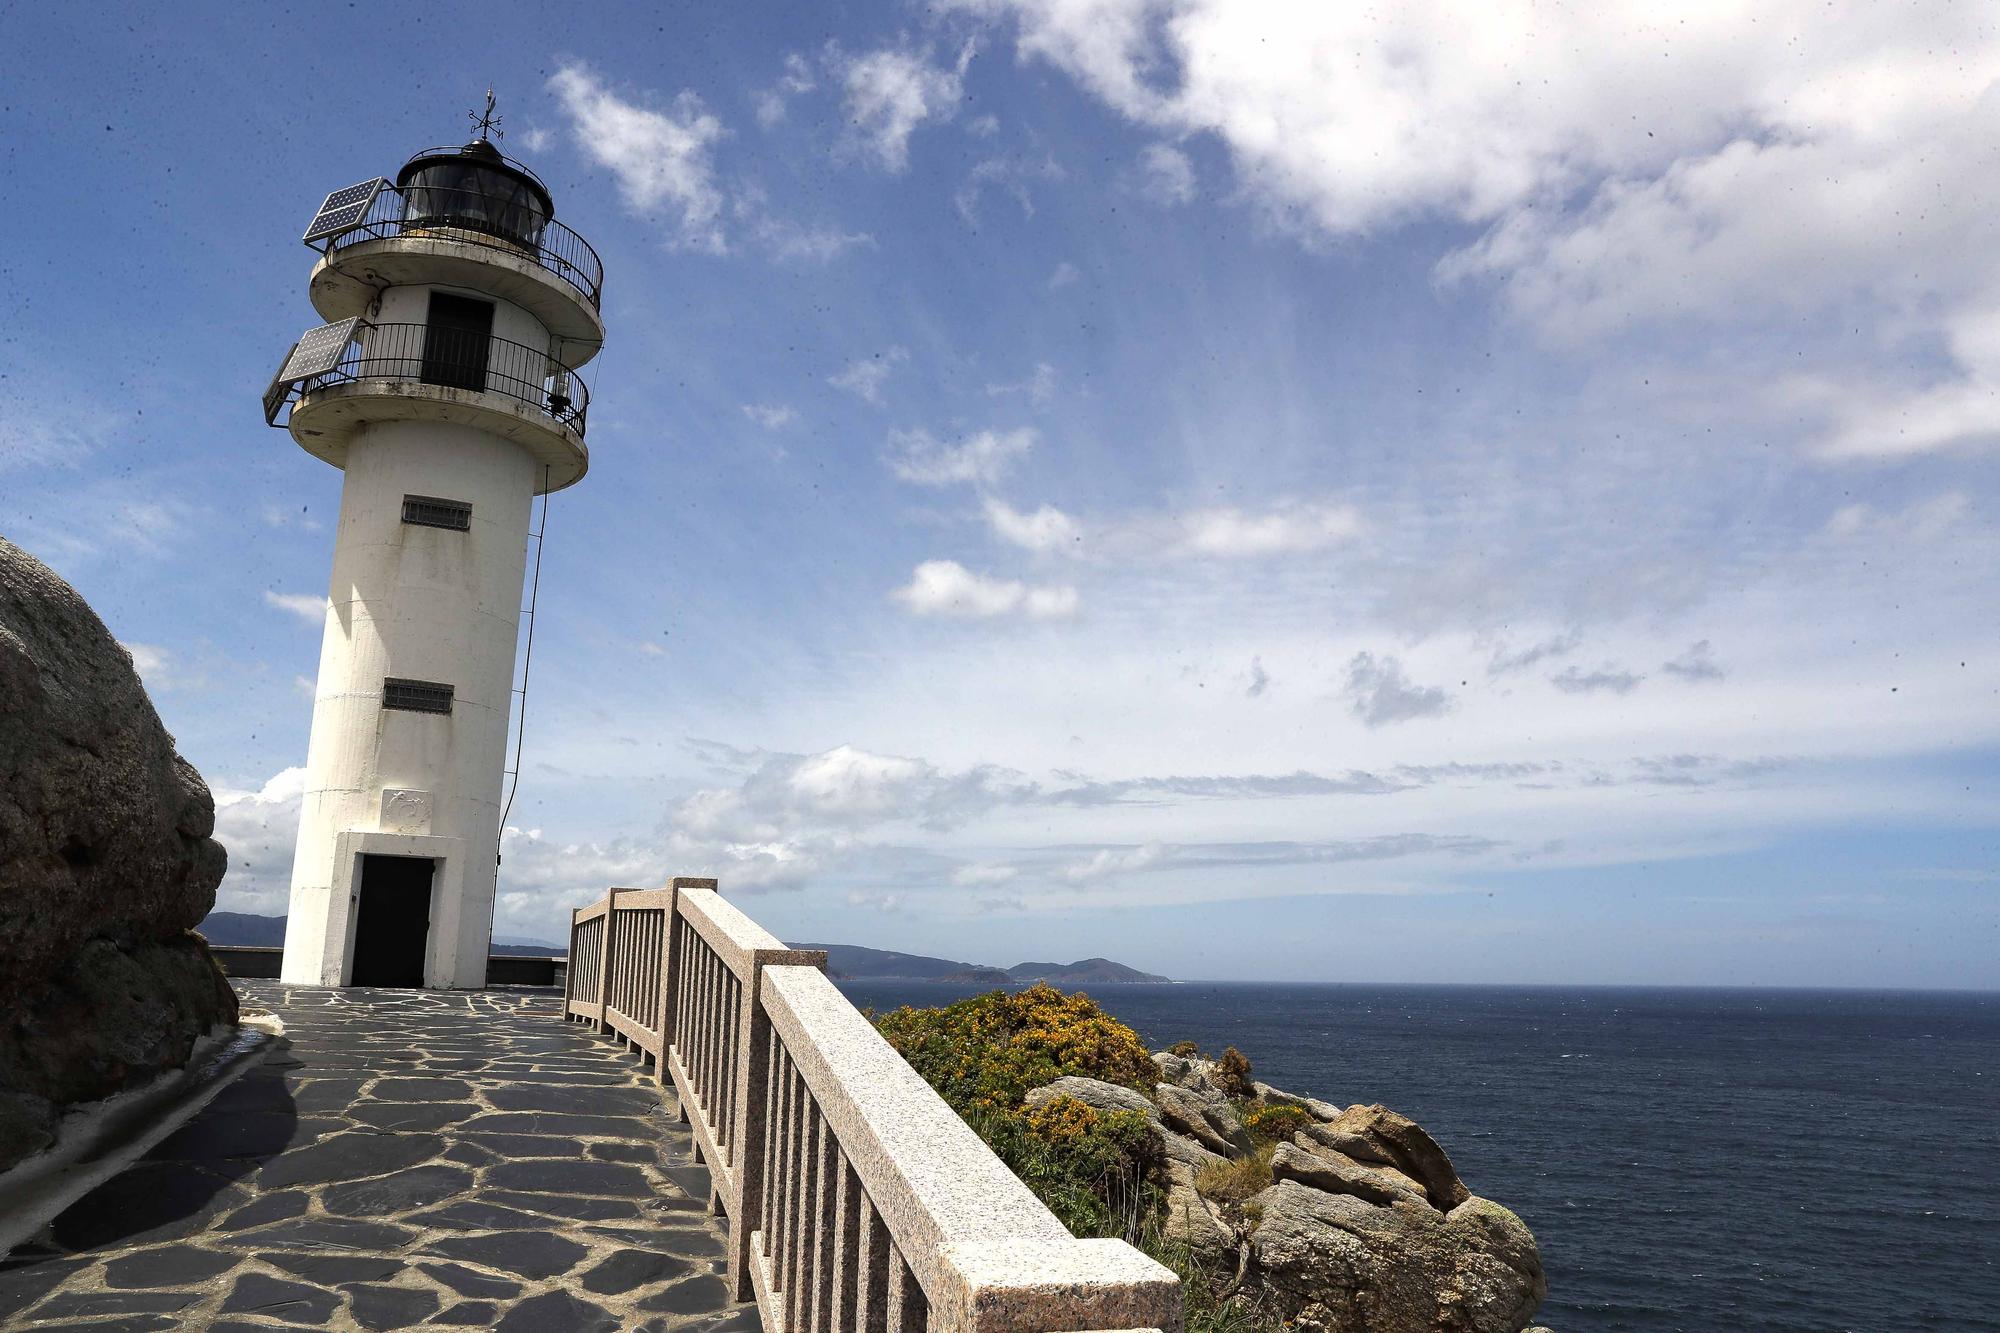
[421, 292, 493, 392]
[351, 854, 435, 988]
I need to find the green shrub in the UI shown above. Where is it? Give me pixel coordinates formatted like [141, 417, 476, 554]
[874, 986, 1162, 1239]
[877, 989, 1287, 1328]
[1241, 1102, 1311, 1144]
[1213, 1046, 1253, 1097]
[1168, 1039, 1203, 1058]
[875, 982, 1158, 1114]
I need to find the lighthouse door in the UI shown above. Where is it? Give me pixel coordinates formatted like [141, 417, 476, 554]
[351, 854, 435, 987]
[421, 293, 493, 393]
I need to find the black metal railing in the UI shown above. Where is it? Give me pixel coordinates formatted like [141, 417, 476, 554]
[272, 322, 589, 437]
[319, 183, 604, 311]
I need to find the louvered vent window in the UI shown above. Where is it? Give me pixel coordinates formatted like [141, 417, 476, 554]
[382, 678, 454, 714]
[402, 495, 472, 530]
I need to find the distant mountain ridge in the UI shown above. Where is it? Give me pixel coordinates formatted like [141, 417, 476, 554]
[196, 914, 1169, 981]
[198, 911, 561, 957]
[794, 942, 1169, 985]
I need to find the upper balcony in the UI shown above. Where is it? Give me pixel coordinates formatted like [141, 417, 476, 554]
[305, 158, 606, 368]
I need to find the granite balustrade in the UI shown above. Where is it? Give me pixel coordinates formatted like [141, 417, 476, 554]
[564, 879, 1182, 1333]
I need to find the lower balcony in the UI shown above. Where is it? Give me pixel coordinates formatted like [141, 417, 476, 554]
[266, 322, 590, 492]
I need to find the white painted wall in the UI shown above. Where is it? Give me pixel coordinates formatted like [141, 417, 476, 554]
[281, 281, 556, 989]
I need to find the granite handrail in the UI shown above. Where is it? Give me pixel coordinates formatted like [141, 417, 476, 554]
[563, 881, 1182, 1333]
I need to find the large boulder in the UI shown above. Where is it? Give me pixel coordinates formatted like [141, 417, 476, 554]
[1023, 1075, 1224, 1176]
[1164, 1181, 1235, 1263]
[0, 537, 237, 1171]
[1245, 1179, 1545, 1333]
[1254, 1080, 1342, 1121]
[1302, 1104, 1471, 1211]
[1023, 1075, 1156, 1119]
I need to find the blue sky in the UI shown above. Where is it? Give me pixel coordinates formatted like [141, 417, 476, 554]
[3, 1, 1995, 986]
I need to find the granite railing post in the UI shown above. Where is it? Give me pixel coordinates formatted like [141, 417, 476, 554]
[593, 886, 622, 1033]
[660, 876, 692, 1088]
[561, 906, 579, 1014]
[725, 942, 826, 1302]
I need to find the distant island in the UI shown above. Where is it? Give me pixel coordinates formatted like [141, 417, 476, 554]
[794, 942, 1171, 985]
[197, 913, 1170, 983]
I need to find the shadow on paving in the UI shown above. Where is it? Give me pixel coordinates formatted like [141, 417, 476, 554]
[1, 984, 762, 1332]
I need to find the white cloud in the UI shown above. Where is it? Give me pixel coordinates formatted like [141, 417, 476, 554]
[1489, 632, 1581, 677]
[892, 560, 1078, 618]
[495, 826, 673, 934]
[263, 590, 327, 624]
[1823, 492, 1969, 542]
[1661, 641, 1726, 684]
[829, 348, 909, 404]
[123, 503, 186, 551]
[955, 154, 1064, 224]
[756, 52, 818, 126]
[885, 427, 1035, 487]
[549, 62, 727, 252]
[753, 217, 875, 263]
[120, 642, 172, 687]
[836, 43, 976, 172]
[1134, 142, 1194, 205]
[1344, 652, 1450, 727]
[742, 403, 797, 429]
[1048, 261, 1080, 290]
[1246, 657, 1269, 698]
[0, 396, 120, 474]
[260, 503, 322, 533]
[951, 861, 1019, 887]
[1061, 843, 1164, 883]
[952, 1, 2000, 458]
[211, 767, 308, 917]
[984, 497, 1080, 553]
[1550, 664, 1644, 696]
[1182, 502, 1362, 556]
[986, 361, 1058, 406]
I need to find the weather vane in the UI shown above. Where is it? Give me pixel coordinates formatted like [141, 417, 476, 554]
[470, 88, 503, 141]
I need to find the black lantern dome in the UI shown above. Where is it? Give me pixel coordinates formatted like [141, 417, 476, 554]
[395, 138, 556, 249]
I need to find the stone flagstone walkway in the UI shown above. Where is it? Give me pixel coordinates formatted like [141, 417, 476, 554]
[0, 984, 756, 1332]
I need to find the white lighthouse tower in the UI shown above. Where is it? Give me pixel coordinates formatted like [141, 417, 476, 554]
[267, 100, 603, 989]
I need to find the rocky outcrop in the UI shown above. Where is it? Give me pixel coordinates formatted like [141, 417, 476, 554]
[1303, 1103, 1472, 1211]
[1155, 1080, 1255, 1157]
[1254, 1079, 1342, 1121]
[1273, 1140, 1430, 1209]
[1024, 1047, 1546, 1332]
[0, 537, 238, 1171]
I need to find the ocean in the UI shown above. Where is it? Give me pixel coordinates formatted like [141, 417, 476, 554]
[832, 980, 2000, 1332]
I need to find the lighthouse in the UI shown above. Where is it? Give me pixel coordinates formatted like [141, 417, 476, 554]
[266, 100, 603, 989]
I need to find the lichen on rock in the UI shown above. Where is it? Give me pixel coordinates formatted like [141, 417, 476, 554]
[0, 536, 238, 1172]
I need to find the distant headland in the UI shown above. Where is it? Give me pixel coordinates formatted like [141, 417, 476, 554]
[794, 941, 1172, 985]
[197, 914, 1173, 984]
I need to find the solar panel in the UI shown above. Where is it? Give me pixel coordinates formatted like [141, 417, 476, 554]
[302, 178, 387, 244]
[262, 341, 298, 425]
[277, 318, 362, 383]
